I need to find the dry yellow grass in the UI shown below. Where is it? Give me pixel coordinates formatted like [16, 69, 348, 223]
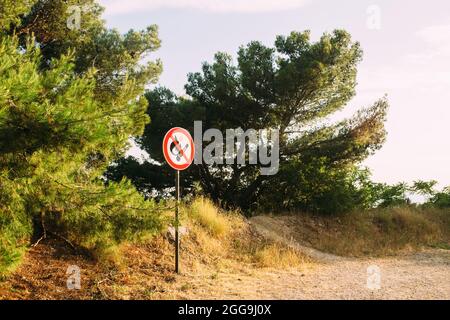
[186, 197, 243, 238]
[260, 206, 450, 257]
[183, 197, 306, 269]
[323, 207, 448, 256]
[254, 243, 305, 268]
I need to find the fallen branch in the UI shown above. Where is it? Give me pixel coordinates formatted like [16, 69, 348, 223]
[32, 211, 47, 247]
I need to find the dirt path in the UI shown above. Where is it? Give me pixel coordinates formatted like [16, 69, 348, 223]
[174, 217, 450, 300]
[177, 249, 449, 299]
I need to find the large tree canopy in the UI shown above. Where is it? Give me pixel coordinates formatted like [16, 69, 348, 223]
[108, 30, 389, 211]
[0, 0, 163, 274]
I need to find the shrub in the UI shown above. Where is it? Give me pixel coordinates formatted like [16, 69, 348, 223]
[258, 162, 379, 215]
[0, 174, 33, 277]
[428, 187, 450, 208]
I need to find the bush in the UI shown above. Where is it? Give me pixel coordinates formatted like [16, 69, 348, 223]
[258, 161, 378, 215]
[428, 187, 450, 208]
[0, 174, 33, 276]
[0, 213, 31, 277]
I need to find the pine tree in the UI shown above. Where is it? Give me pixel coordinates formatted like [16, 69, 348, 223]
[0, 0, 163, 274]
[109, 31, 388, 212]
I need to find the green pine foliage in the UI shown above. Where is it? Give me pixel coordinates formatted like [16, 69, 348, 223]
[0, 1, 164, 276]
[0, 0, 34, 30]
[429, 188, 450, 208]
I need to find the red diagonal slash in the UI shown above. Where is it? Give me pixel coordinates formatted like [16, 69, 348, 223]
[169, 134, 189, 163]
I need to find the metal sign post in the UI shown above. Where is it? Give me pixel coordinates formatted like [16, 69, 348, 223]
[162, 127, 195, 274]
[175, 170, 180, 274]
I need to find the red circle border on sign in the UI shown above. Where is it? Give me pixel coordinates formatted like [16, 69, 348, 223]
[162, 127, 195, 171]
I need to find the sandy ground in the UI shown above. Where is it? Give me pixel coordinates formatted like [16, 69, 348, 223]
[176, 249, 449, 299]
[172, 216, 450, 300]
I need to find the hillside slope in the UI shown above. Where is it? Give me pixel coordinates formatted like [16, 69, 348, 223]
[1, 204, 448, 300]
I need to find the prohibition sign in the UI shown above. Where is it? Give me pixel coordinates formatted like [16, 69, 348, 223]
[162, 127, 195, 171]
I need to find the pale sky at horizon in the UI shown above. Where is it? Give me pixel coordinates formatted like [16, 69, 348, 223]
[98, 0, 450, 188]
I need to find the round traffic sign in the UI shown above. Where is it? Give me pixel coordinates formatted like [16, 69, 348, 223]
[162, 127, 195, 171]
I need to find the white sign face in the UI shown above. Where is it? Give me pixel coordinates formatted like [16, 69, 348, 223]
[162, 127, 195, 171]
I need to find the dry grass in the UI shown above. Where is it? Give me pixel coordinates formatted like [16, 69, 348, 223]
[265, 206, 450, 257]
[184, 197, 306, 269]
[186, 197, 240, 238]
[0, 197, 308, 299]
[254, 243, 305, 268]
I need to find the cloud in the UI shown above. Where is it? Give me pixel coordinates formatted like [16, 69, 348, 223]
[99, 0, 310, 15]
[416, 25, 450, 45]
[358, 66, 450, 93]
[357, 25, 450, 96]
[405, 25, 450, 64]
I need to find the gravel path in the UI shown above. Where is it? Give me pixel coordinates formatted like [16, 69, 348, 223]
[176, 218, 450, 300]
[179, 247, 449, 300]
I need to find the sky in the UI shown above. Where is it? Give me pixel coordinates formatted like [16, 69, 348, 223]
[98, 0, 450, 187]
